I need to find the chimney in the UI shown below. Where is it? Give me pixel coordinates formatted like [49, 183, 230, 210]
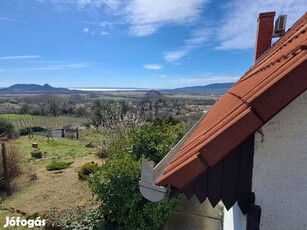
[254, 12, 276, 62]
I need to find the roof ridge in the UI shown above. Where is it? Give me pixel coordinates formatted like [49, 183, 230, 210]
[236, 27, 306, 85]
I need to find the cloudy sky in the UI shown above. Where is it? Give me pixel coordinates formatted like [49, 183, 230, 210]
[0, 0, 306, 89]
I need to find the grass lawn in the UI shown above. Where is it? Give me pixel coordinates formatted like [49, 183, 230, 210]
[16, 136, 90, 160]
[0, 128, 104, 219]
[15, 128, 103, 160]
[1, 154, 101, 215]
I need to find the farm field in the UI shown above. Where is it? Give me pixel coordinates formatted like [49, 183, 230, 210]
[0, 114, 87, 130]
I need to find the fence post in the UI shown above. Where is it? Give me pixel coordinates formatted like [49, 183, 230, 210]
[1, 142, 12, 196]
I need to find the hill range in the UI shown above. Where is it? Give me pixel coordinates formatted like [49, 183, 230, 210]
[165, 83, 234, 94]
[0, 83, 234, 94]
[0, 84, 80, 94]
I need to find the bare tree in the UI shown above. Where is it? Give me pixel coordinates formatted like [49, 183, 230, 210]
[90, 100, 146, 133]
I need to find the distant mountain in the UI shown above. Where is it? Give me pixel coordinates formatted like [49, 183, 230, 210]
[0, 82, 235, 94]
[167, 83, 235, 94]
[0, 84, 79, 94]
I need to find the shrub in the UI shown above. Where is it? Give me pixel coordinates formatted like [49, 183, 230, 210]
[85, 142, 95, 148]
[19, 126, 46, 136]
[46, 161, 73, 171]
[126, 119, 184, 163]
[0, 142, 21, 190]
[95, 145, 108, 159]
[31, 149, 43, 158]
[43, 207, 103, 230]
[92, 154, 177, 230]
[78, 162, 99, 181]
[106, 116, 184, 164]
[0, 118, 17, 139]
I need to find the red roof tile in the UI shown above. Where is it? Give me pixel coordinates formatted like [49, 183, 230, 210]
[156, 12, 307, 189]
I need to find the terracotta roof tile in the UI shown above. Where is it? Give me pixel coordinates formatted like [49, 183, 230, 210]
[156, 12, 307, 189]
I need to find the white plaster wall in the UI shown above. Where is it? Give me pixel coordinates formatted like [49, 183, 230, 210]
[253, 90, 307, 230]
[223, 203, 246, 230]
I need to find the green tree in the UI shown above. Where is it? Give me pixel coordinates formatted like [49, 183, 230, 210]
[91, 116, 184, 229]
[127, 117, 184, 163]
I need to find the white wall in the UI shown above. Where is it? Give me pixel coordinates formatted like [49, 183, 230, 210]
[252, 90, 307, 230]
[223, 90, 307, 230]
[223, 203, 246, 230]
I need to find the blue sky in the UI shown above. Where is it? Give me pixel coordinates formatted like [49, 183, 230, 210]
[0, 0, 306, 89]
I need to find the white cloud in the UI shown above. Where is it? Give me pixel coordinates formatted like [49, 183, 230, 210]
[216, 0, 307, 50]
[77, 0, 208, 36]
[163, 28, 211, 62]
[24, 63, 89, 71]
[0, 17, 27, 24]
[78, 0, 121, 10]
[163, 50, 188, 63]
[78, 0, 92, 5]
[162, 0, 307, 59]
[83, 27, 98, 35]
[100, 20, 113, 28]
[100, 31, 109, 36]
[48, 0, 75, 12]
[0, 17, 14, 22]
[143, 64, 162, 70]
[126, 0, 208, 36]
[0, 55, 41, 60]
[0, 68, 3, 72]
[152, 74, 166, 78]
[162, 0, 306, 60]
[46, 0, 306, 53]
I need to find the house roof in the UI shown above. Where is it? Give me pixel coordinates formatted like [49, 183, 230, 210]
[156, 12, 307, 190]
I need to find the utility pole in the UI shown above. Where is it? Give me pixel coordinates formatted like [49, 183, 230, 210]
[1, 142, 11, 196]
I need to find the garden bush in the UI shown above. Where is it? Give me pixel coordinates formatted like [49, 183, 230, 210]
[78, 161, 99, 181]
[19, 126, 46, 136]
[46, 161, 73, 171]
[85, 142, 95, 148]
[0, 118, 18, 139]
[95, 144, 109, 159]
[0, 142, 20, 190]
[125, 117, 184, 163]
[92, 154, 177, 230]
[43, 207, 103, 230]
